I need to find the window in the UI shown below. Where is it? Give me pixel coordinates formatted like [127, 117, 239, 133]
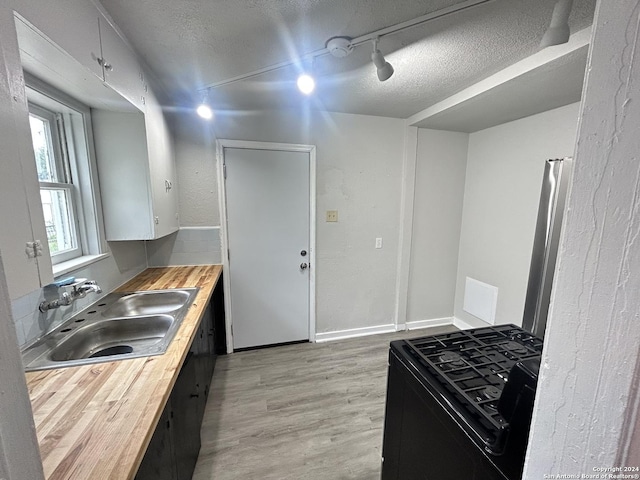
[25, 75, 105, 272]
[28, 104, 81, 263]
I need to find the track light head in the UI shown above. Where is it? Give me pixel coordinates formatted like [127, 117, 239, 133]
[297, 73, 316, 95]
[540, 0, 574, 48]
[371, 38, 394, 82]
[196, 91, 214, 120]
[540, 24, 570, 48]
[196, 104, 213, 119]
[296, 56, 316, 95]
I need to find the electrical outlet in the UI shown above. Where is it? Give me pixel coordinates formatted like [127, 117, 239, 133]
[375, 237, 383, 249]
[326, 210, 338, 222]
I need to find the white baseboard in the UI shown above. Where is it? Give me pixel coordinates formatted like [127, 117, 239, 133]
[315, 324, 396, 343]
[406, 317, 454, 330]
[315, 318, 458, 343]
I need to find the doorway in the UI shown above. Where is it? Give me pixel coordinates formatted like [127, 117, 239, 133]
[217, 140, 316, 352]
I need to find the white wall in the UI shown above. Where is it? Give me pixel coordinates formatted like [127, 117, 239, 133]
[525, 0, 640, 473]
[453, 103, 580, 328]
[146, 227, 222, 266]
[11, 242, 147, 346]
[171, 113, 219, 226]
[406, 129, 468, 323]
[174, 108, 406, 334]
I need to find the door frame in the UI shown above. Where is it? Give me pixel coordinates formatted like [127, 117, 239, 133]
[216, 139, 316, 353]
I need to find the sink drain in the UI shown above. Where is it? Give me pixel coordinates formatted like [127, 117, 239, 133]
[88, 345, 133, 358]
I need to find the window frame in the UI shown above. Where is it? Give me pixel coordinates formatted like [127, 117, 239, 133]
[25, 73, 108, 275]
[28, 103, 83, 264]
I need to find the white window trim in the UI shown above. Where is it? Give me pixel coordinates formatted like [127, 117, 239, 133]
[53, 253, 111, 278]
[25, 73, 108, 274]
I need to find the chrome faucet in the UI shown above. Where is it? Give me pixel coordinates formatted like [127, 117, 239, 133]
[39, 279, 103, 312]
[75, 280, 102, 297]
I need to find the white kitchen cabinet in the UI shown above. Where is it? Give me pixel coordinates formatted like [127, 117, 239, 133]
[92, 107, 179, 241]
[14, 2, 146, 112]
[144, 90, 180, 238]
[12, 3, 178, 243]
[13, 0, 104, 80]
[98, 15, 146, 111]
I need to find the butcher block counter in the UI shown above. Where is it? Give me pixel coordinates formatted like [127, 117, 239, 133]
[25, 265, 222, 480]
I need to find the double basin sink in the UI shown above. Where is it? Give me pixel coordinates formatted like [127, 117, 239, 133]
[22, 288, 199, 371]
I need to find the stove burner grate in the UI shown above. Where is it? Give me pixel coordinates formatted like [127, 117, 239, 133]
[438, 351, 466, 368]
[404, 324, 543, 442]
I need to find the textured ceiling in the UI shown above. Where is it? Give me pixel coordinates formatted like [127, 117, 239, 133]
[99, 0, 596, 118]
[413, 46, 589, 132]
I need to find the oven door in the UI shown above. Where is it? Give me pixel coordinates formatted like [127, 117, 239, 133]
[381, 348, 509, 480]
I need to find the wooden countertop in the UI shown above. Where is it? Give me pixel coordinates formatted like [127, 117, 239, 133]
[25, 265, 222, 480]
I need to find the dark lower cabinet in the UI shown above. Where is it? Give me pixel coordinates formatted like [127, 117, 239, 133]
[135, 289, 224, 480]
[135, 401, 176, 480]
[173, 351, 201, 480]
[194, 308, 211, 426]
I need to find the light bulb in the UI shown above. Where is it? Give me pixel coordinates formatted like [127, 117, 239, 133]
[197, 103, 213, 120]
[297, 74, 315, 95]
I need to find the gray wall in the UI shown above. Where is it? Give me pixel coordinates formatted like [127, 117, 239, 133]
[173, 108, 406, 334]
[407, 128, 468, 323]
[12, 242, 147, 346]
[146, 227, 222, 266]
[453, 103, 581, 327]
[172, 113, 219, 227]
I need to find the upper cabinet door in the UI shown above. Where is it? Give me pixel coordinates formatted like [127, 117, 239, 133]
[14, 0, 104, 80]
[144, 90, 180, 238]
[98, 15, 146, 111]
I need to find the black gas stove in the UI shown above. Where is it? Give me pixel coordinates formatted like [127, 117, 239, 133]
[381, 325, 543, 480]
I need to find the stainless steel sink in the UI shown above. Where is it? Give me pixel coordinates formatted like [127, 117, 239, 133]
[102, 290, 194, 317]
[48, 315, 174, 362]
[22, 288, 199, 371]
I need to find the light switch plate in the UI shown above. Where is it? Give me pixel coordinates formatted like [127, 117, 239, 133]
[326, 210, 338, 222]
[375, 237, 383, 249]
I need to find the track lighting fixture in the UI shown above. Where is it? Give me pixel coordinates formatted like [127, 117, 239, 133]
[197, 0, 494, 93]
[196, 91, 213, 120]
[371, 38, 394, 82]
[540, 0, 574, 48]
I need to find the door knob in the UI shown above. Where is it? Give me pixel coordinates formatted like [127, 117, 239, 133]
[300, 263, 308, 270]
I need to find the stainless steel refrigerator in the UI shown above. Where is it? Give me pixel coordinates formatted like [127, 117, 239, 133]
[522, 157, 573, 338]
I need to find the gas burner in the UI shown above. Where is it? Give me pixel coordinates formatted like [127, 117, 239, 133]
[503, 341, 527, 354]
[480, 385, 501, 400]
[438, 351, 466, 367]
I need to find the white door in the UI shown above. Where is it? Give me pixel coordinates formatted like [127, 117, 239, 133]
[224, 147, 311, 349]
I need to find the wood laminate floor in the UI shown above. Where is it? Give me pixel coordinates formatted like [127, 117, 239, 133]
[193, 326, 457, 480]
